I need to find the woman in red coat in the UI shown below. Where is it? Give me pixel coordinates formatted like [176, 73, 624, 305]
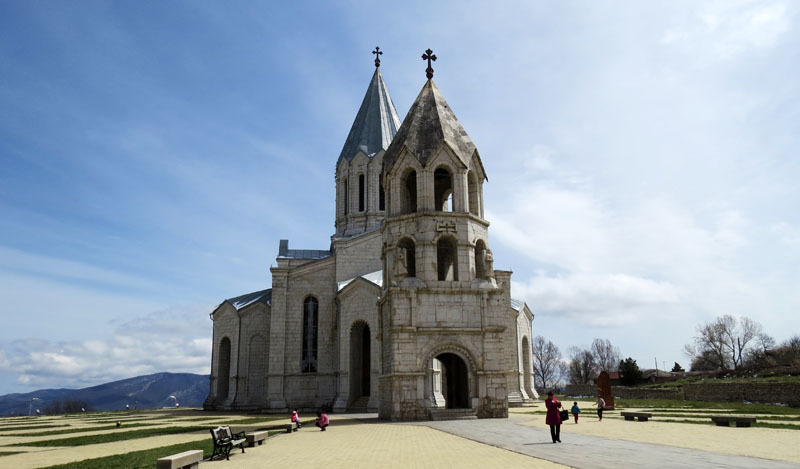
[544, 390, 563, 443]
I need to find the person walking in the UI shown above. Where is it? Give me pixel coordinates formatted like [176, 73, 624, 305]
[596, 396, 606, 421]
[544, 390, 563, 443]
[571, 401, 581, 424]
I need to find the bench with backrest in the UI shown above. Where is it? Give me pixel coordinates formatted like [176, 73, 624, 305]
[620, 412, 653, 422]
[711, 416, 757, 427]
[210, 425, 247, 460]
[157, 449, 203, 469]
[246, 430, 269, 447]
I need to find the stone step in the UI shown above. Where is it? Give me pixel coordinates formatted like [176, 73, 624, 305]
[430, 409, 478, 421]
[348, 396, 370, 412]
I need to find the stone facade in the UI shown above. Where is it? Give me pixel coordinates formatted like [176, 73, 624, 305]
[203, 66, 536, 419]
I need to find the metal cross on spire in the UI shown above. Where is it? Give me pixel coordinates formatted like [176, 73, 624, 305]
[422, 48, 437, 79]
[372, 46, 383, 68]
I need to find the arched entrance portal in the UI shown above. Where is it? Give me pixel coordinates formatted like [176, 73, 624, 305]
[349, 322, 371, 403]
[435, 353, 469, 409]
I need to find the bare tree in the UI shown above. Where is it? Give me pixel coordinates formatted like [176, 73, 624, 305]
[590, 338, 620, 372]
[567, 346, 597, 384]
[685, 315, 769, 370]
[531, 336, 562, 392]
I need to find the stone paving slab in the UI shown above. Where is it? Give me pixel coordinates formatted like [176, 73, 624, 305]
[426, 416, 800, 469]
[199, 416, 565, 469]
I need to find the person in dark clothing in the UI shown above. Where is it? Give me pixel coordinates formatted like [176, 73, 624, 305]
[544, 390, 563, 443]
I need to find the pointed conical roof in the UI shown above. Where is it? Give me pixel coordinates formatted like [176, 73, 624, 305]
[337, 69, 401, 164]
[383, 79, 479, 174]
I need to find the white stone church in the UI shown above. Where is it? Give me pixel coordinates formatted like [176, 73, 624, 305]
[204, 53, 536, 420]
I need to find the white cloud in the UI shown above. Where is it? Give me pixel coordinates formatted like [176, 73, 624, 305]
[662, 1, 790, 60]
[0, 304, 212, 390]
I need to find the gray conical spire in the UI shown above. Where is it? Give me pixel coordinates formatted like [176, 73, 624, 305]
[383, 79, 482, 177]
[337, 69, 401, 164]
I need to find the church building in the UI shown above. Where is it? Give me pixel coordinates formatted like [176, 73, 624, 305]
[204, 49, 536, 420]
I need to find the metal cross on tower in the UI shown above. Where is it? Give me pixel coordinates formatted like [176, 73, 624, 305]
[422, 48, 437, 79]
[372, 46, 383, 68]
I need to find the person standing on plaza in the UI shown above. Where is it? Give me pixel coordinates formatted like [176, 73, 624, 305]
[596, 396, 606, 421]
[571, 401, 581, 424]
[544, 390, 563, 443]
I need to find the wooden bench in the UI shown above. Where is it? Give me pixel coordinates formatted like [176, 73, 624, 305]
[246, 430, 269, 447]
[620, 412, 653, 422]
[209, 425, 246, 460]
[157, 449, 203, 469]
[711, 416, 756, 427]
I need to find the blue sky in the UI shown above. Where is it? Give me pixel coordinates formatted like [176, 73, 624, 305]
[1, 1, 799, 394]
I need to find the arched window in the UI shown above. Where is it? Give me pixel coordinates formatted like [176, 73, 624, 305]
[437, 237, 458, 281]
[468, 171, 480, 216]
[217, 337, 231, 401]
[302, 297, 318, 372]
[402, 170, 417, 214]
[434, 167, 454, 212]
[397, 238, 416, 277]
[379, 174, 385, 211]
[474, 240, 487, 279]
[358, 174, 365, 212]
[343, 178, 349, 215]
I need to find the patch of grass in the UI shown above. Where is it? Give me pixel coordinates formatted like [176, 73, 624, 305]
[614, 399, 800, 415]
[0, 451, 25, 457]
[42, 439, 216, 469]
[2, 422, 159, 437]
[11, 426, 207, 447]
[41, 429, 285, 468]
[0, 424, 69, 431]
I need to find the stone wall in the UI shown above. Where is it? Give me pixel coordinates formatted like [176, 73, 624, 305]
[683, 382, 800, 406]
[565, 384, 680, 400]
[565, 382, 800, 406]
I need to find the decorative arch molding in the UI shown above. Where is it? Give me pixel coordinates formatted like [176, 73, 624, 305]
[349, 319, 371, 333]
[421, 342, 479, 374]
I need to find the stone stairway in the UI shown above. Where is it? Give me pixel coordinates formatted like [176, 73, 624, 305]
[429, 408, 478, 421]
[347, 396, 370, 412]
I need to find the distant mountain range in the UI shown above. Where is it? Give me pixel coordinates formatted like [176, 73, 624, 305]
[0, 372, 210, 416]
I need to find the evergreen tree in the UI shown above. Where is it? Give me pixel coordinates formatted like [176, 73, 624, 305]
[618, 357, 643, 386]
[670, 362, 685, 372]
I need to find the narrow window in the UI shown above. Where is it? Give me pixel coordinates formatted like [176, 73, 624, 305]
[437, 237, 458, 281]
[343, 178, 349, 215]
[434, 167, 453, 212]
[398, 238, 416, 277]
[358, 174, 365, 212]
[379, 174, 385, 211]
[474, 240, 487, 279]
[302, 297, 318, 372]
[403, 170, 417, 214]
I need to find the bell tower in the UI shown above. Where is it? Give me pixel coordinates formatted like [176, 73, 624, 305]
[378, 51, 511, 420]
[335, 47, 401, 237]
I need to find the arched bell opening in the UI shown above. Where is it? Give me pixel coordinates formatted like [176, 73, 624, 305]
[434, 167, 454, 212]
[402, 170, 418, 214]
[436, 236, 458, 281]
[474, 239, 487, 279]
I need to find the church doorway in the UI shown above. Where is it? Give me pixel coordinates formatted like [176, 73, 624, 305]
[435, 353, 469, 409]
[349, 321, 371, 401]
[217, 337, 231, 402]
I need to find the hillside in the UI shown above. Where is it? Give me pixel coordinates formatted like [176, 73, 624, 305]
[0, 372, 209, 416]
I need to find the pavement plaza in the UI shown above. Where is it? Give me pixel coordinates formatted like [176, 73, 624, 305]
[0, 406, 798, 468]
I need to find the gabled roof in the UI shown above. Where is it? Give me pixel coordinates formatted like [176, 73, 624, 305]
[510, 298, 525, 312]
[225, 289, 272, 311]
[337, 270, 383, 292]
[383, 79, 480, 175]
[338, 69, 401, 164]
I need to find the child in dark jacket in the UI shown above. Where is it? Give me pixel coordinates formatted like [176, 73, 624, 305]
[571, 402, 581, 424]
